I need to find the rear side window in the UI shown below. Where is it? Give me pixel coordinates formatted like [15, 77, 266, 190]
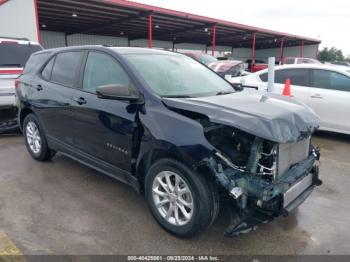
[275, 69, 310, 86]
[51, 52, 82, 87]
[259, 69, 310, 86]
[312, 69, 350, 92]
[23, 52, 50, 74]
[83, 52, 130, 93]
[0, 42, 42, 68]
[41, 57, 55, 80]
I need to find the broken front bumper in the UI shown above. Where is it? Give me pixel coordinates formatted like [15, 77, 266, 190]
[225, 152, 322, 237]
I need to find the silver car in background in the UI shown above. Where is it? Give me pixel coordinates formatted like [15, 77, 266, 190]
[0, 37, 42, 132]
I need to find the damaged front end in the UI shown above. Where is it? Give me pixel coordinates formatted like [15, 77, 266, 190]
[198, 122, 322, 237]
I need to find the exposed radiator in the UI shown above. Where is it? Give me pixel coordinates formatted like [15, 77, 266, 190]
[276, 138, 310, 180]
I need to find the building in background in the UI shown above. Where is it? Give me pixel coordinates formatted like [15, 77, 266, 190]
[0, 0, 321, 65]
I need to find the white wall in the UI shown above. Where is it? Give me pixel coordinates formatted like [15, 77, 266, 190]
[130, 39, 173, 49]
[175, 43, 206, 51]
[40, 31, 128, 49]
[255, 44, 318, 62]
[0, 0, 38, 42]
[230, 48, 252, 61]
[67, 33, 128, 46]
[39, 30, 319, 62]
[40, 31, 65, 49]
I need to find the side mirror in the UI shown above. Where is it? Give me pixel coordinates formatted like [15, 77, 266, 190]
[96, 84, 140, 102]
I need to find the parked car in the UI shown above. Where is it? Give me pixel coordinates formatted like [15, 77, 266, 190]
[16, 46, 321, 238]
[237, 64, 350, 135]
[246, 59, 268, 72]
[207, 60, 249, 78]
[184, 53, 249, 78]
[0, 37, 43, 133]
[330, 61, 350, 67]
[182, 52, 217, 65]
[282, 57, 321, 65]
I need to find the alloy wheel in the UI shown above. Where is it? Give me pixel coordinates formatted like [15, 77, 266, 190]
[26, 121, 41, 154]
[152, 171, 194, 226]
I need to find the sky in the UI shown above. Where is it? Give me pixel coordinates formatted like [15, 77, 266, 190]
[135, 0, 350, 56]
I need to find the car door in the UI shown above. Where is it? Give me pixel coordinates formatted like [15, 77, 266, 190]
[308, 69, 350, 133]
[257, 68, 311, 103]
[30, 51, 83, 146]
[71, 50, 138, 172]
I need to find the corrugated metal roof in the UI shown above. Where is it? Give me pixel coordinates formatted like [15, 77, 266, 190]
[37, 0, 321, 49]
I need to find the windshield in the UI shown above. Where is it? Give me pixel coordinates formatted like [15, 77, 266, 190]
[125, 54, 234, 97]
[0, 43, 42, 68]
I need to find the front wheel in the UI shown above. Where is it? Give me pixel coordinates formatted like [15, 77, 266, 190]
[145, 158, 219, 238]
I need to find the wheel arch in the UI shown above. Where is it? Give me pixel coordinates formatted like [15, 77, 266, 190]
[135, 141, 216, 192]
[19, 107, 34, 130]
[136, 147, 183, 192]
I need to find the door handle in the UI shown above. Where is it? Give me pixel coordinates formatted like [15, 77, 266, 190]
[310, 94, 323, 99]
[36, 84, 43, 91]
[73, 97, 87, 105]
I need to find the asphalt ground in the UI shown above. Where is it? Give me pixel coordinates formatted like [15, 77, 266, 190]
[0, 131, 349, 255]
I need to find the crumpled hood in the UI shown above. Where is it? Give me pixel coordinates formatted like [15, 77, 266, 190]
[162, 89, 320, 143]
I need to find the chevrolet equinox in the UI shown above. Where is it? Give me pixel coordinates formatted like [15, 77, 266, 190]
[16, 46, 322, 237]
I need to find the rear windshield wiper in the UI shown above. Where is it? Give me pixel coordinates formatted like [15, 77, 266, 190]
[162, 95, 192, 98]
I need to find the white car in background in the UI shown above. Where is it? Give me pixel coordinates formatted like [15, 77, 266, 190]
[282, 57, 321, 65]
[236, 64, 350, 135]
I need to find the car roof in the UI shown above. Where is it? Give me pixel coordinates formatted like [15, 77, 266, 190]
[109, 47, 178, 55]
[34, 45, 179, 56]
[255, 63, 350, 75]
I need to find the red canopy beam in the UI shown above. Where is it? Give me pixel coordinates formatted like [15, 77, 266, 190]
[148, 14, 153, 48]
[279, 37, 284, 64]
[300, 40, 304, 57]
[251, 32, 256, 72]
[211, 25, 216, 56]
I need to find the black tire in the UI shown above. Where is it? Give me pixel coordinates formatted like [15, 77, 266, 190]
[23, 113, 55, 161]
[145, 158, 219, 238]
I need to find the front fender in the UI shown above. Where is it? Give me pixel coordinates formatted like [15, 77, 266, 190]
[135, 103, 215, 177]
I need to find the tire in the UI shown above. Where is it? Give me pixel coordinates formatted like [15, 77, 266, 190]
[23, 113, 55, 161]
[145, 158, 219, 238]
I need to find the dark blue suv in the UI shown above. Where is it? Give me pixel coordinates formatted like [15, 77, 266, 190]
[16, 46, 322, 237]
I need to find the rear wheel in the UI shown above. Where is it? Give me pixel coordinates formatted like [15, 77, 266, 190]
[23, 114, 55, 161]
[145, 158, 219, 238]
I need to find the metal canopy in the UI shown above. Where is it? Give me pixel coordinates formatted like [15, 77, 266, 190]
[37, 0, 320, 49]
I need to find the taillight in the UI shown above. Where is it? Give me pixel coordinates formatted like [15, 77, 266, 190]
[0, 40, 18, 44]
[14, 79, 21, 90]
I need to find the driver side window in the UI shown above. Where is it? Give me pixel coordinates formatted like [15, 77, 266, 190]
[83, 52, 130, 93]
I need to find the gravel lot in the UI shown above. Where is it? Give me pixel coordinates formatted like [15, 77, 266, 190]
[0, 132, 349, 255]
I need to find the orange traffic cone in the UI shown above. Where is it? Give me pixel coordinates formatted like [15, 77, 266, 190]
[282, 78, 291, 96]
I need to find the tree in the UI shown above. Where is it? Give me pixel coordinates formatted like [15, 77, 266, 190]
[346, 55, 350, 63]
[318, 47, 345, 62]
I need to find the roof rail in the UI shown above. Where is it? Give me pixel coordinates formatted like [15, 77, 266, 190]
[0, 36, 31, 41]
